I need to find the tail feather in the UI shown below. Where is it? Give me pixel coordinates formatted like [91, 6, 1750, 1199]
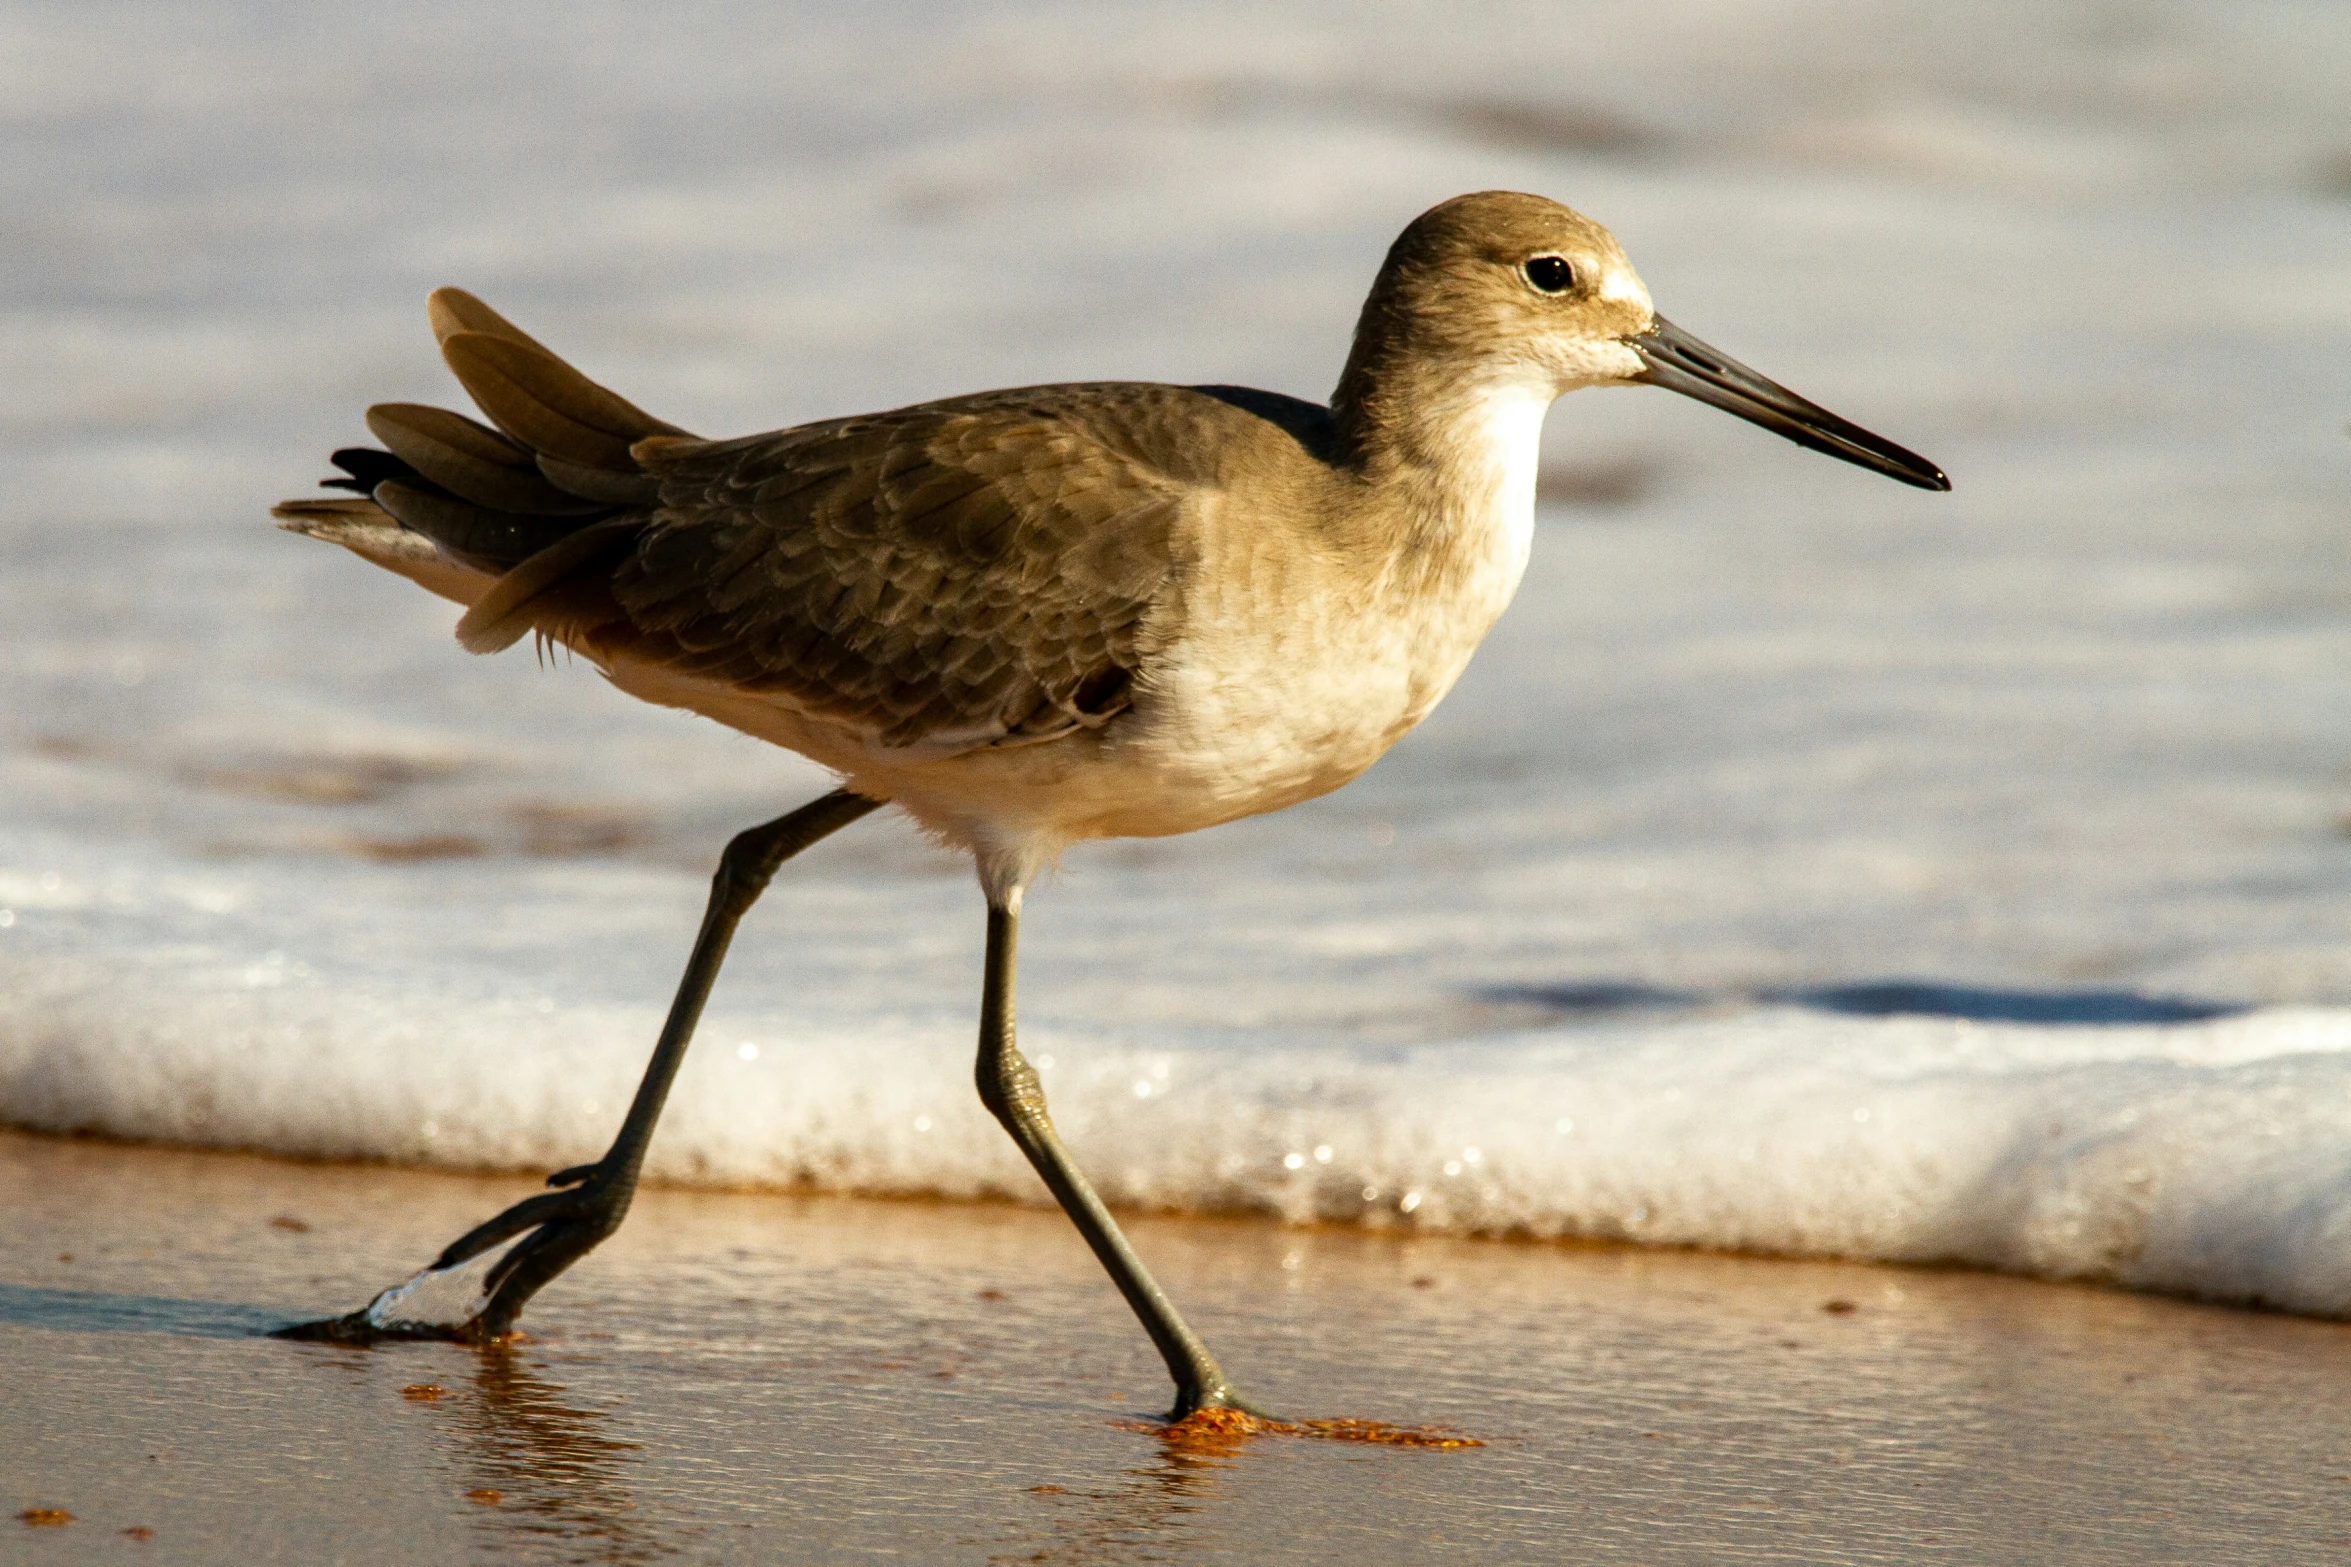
[365, 402, 602, 516]
[320, 447, 413, 495]
[535, 451, 665, 506]
[270, 496, 492, 607]
[283, 287, 700, 631]
[427, 286, 560, 359]
[372, 480, 587, 574]
[455, 518, 642, 654]
[440, 333, 659, 472]
[424, 286, 689, 455]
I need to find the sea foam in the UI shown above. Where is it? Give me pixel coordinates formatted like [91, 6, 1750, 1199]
[7, 917, 2351, 1317]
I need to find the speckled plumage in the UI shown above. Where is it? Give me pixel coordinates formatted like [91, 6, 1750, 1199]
[277, 191, 1941, 899]
[612, 388, 1225, 752]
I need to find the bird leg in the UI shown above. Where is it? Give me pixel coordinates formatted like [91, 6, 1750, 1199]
[278, 788, 881, 1345]
[973, 902, 1267, 1420]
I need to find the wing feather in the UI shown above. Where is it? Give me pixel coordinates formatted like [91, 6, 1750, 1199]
[585, 392, 1194, 753]
[291, 287, 1253, 758]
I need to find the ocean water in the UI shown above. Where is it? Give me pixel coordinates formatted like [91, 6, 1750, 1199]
[6, 0, 2351, 1314]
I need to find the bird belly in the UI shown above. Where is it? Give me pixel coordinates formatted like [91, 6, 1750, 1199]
[586, 477, 1531, 862]
[602, 633, 1422, 854]
[1040, 545, 1523, 844]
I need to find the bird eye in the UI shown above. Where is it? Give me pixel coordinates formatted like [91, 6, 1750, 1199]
[1524, 256, 1575, 294]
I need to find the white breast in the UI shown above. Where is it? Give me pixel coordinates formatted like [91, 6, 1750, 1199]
[1087, 382, 1552, 830]
[1391, 381, 1549, 722]
[1447, 384, 1547, 615]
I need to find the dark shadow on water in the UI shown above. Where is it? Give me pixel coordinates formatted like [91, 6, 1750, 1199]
[1481, 980, 2251, 1028]
[1774, 982, 2249, 1026]
[1483, 982, 1703, 1016]
[0, 1281, 292, 1339]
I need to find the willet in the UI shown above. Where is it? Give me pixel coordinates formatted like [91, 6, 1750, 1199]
[273, 191, 1946, 1417]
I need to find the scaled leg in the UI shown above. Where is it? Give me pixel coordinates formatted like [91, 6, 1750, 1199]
[973, 901, 1264, 1419]
[281, 787, 880, 1343]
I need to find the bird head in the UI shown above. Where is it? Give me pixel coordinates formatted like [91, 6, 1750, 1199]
[1347, 191, 1949, 491]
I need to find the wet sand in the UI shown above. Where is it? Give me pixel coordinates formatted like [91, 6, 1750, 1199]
[7, 1129, 2351, 1564]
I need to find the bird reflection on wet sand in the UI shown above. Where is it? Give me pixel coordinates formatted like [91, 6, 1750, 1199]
[445, 1346, 666, 1565]
[992, 1425, 1238, 1566]
[993, 1409, 1480, 1564]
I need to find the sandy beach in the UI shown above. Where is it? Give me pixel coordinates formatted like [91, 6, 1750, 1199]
[9, 1, 2351, 1559]
[9, 1128, 2351, 1564]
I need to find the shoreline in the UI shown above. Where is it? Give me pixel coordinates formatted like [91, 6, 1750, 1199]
[11, 1126, 2351, 1562]
[10, 1120, 2326, 1331]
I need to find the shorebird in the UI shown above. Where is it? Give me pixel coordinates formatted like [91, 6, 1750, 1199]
[273, 191, 1946, 1417]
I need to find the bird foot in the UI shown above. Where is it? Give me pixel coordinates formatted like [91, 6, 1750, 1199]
[1172, 1383, 1279, 1423]
[271, 1300, 508, 1346]
[1135, 1405, 1484, 1451]
[273, 1162, 633, 1346]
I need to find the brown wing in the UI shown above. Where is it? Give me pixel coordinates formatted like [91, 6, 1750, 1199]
[288, 288, 1197, 757]
[601, 391, 1188, 752]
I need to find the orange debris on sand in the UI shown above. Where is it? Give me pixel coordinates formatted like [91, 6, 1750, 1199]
[466, 1489, 504, 1506]
[1294, 1417, 1483, 1448]
[1122, 1407, 1482, 1454]
[19, 1509, 74, 1527]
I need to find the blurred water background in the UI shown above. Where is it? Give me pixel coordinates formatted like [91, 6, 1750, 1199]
[5, 0, 2351, 1313]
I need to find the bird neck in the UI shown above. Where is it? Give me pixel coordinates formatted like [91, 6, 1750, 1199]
[1329, 331, 1553, 587]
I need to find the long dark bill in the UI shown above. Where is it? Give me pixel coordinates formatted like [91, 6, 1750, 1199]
[1629, 315, 1950, 492]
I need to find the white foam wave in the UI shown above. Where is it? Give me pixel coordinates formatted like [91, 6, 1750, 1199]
[8, 939, 2351, 1317]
